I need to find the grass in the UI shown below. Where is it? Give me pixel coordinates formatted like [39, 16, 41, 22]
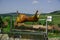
[48, 32, 60, 38]
[53, 16, 60, 24]
[40, 14, 60, 25]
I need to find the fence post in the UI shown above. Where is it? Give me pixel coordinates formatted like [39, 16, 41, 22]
[46, 19, 48, 40]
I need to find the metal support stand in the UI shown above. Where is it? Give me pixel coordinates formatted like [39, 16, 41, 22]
[46, 20, 48, 40]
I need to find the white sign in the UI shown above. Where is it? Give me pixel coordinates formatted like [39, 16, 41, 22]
[47, 16, 52, 21]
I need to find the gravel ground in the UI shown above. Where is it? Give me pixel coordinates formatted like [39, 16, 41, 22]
[0, 34, 33, 40]
[0, 34, 60, 40]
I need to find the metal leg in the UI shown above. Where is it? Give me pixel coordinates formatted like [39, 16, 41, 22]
[44, 34, 48, 40]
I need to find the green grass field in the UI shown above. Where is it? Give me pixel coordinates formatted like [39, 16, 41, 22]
[40, 14, 60, 25]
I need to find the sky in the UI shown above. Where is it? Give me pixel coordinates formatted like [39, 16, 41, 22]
[0, 0, 60, 14]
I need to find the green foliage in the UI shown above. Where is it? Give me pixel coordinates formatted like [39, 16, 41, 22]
[24, 22, 33, 25]
[48, 32, 60, 38]
[47, 21, 54, 26]
[1, 16, 11, 33]
[3, 16, 10, 23]
[53, 30, 60, 33]
[58, 24, 60, 27]
[38, 20, 46, 25]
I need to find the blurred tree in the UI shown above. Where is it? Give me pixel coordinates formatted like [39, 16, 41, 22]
[58, 24, 60, 27]
[0, 16, 4, 27]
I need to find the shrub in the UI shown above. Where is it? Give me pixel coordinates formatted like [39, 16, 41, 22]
[58, 24, 60, 27]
